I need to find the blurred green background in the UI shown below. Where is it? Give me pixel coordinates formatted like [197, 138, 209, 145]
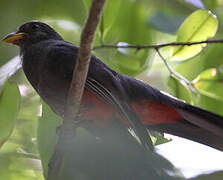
[1, 0, 223, 179]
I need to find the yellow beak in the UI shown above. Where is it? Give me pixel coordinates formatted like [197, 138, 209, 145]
[3, 32, 26, 45]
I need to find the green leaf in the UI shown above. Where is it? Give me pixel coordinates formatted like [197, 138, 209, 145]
[168, 76, 192, 103]
[202, 0, 219, 10]
[171, 9, 218, 61]
[193, 67, 223, 101]
[100, 0, 122, 35]
[0, 151, 44, 180]
[95, 0, 153, 76]
[37, 0, 87, 26]
[0, 81, 20, 148]
[151, 133, 172, 146]
[115, 45, 150, 76]
[37, 101, 62, 178]
[0, 56, 21, 93]
[149, 11, 185, 34]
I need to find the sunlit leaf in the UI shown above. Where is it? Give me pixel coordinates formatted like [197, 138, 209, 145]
[151, 133, 172, 146]
[0, 56, 21, 93]
[171, 9, 218, 61]
[0, 73, 42, 179]
[0, 81, 20, 148]
[193, 67, 223, 101]
[0, 151, 44, 180]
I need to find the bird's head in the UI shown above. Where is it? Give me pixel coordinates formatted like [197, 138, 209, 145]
[3, 21, 63, 47]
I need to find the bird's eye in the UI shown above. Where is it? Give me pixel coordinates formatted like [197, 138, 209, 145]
[31, 24, 40, 30]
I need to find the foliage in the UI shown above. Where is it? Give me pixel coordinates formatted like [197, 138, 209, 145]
[1, 0, 223, 179]
[170, 9, 218, 61]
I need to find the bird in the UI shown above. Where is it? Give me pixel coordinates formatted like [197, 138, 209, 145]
[3, 21, 223, 179]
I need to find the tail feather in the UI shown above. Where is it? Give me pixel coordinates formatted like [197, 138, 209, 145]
[176, 104, 223, 138]
[150, 89, 223, 151]
[148, 122, 223, 151]
[147, 102, 223, 151]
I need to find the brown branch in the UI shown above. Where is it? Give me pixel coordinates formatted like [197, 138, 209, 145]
[47, 0, 106, 179]
[64, 0, 106, 122]
[93, 38, 223, 50]
[93, 38, 223, 93]
[155, 48, 197, 93]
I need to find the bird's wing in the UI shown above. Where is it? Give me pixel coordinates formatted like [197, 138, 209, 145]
[45, 43, 153, 150]
[44, 42, 223, 151]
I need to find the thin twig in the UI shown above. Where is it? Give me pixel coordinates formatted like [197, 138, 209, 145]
[155, 48, 197, 93]
[93, 38, 215, 92]
[47, 0, 106, 179]
[93, 38, 223, 50]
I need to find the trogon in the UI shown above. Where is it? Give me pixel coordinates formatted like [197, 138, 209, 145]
[3, 21, 223, 178]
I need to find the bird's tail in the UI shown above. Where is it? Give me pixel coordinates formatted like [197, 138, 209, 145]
[148, 103, 223, 151]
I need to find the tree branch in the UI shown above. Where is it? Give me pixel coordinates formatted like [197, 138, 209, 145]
[93, 38, 223, 50]
[64, 0, 106, 122]
[93, 39, 223, 93]
[155, 48, 197, 93]
[47, 0, 106, 179]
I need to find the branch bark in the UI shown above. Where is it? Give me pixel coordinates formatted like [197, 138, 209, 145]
[93, 38, 223, 50]
[64, 0, 106, 122]
[47, 0, 106, 179]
